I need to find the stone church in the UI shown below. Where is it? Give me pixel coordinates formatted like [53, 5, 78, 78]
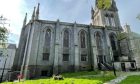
[13, 0, 136, 79]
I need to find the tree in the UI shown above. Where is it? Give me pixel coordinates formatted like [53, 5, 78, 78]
[117, 32, 127, 41]
[136, 14, 140, 20]
[97, 0, 112, 9]
[0, 15, 9, 46]
[0, 16, 9, 82]
[0, 27, 8, 45]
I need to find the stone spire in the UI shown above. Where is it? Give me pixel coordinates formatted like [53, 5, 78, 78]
[110, 0, 118, 11]
[91, 6, 94, 19]
[31, 7, 36, 21]
[22, 13, 27, 28]
[124, 23, 131, 33]
[35, 3, 40, 20]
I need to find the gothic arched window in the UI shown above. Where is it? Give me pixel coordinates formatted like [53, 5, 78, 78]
[110, 18, 115, 27]
[105, 14, 110, 26]
[110, 14, 115, 27]
[43, 29, 51, 61]
[80, 30, 86, 48]
[109, 33, 119, 61]
[109, 34, 116, 50]
[63, 29, 69, 47]
[43, 29, 51, 53]
[95, 32, 102, 49]
[44, 29, 51, 49]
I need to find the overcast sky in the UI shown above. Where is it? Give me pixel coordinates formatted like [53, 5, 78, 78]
[0, 0, 140, 45]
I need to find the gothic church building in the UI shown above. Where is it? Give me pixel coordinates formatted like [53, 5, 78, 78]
[13, 0, 136, 78]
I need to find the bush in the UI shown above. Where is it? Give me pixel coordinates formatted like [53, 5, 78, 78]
[53, 75, 64, 80]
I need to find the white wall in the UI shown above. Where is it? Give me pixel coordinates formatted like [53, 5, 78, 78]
[0, 44, 16, 80]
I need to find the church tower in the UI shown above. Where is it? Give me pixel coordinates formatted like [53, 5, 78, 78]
[91, 0, 121, 29]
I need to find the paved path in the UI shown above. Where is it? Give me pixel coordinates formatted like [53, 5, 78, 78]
[104, 72, 140, 84]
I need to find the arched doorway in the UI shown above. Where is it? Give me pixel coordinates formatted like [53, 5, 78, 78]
[95, 32, 104, 63]
[109, 33, 119, 61]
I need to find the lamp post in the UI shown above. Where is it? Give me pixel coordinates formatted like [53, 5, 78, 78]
[112, 58, 116, 76]
[109, 47, 116, 76]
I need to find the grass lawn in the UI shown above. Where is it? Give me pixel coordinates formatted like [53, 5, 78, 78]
[1, 71, 116, 84]
[61, 71, 99, 77]
[119, 75, 140, 84]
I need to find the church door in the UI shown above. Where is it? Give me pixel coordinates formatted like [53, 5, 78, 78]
[97, 55, 104, 70]
[98, 55, 104, 63]
[121, 63, 126, 71]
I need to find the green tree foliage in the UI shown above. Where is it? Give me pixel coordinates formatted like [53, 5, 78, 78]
[0, 26, 8, 45]
[97, 0, 112, 9]
[136, 14, 140, 20]
[117, 32, 127, 41]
